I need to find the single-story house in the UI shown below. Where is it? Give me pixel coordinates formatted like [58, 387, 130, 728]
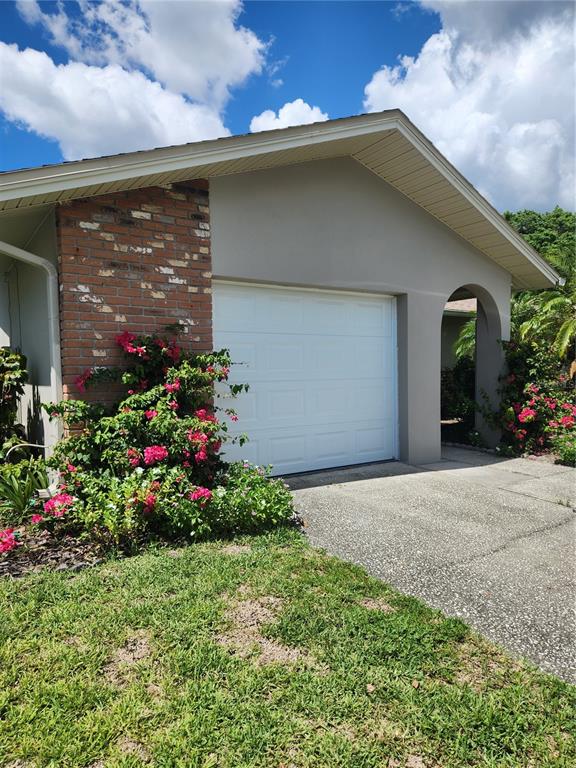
[0, 110, 561, 473]
[441, 298, 477, 369]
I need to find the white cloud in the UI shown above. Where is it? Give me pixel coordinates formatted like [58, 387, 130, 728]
[364, 2, 575, 211]
[250, 99, 329, 133]
[2, 0, 269, 161]
[0, 43, 229, 160]
[16, 0, 266, 108]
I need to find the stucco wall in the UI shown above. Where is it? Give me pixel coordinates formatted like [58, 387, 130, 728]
[211, 158, 511, 463]
[441, 315, 470, 369]
[0, 254, 11, 347]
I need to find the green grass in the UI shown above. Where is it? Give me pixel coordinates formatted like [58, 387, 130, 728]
[0, 529, 574, 768]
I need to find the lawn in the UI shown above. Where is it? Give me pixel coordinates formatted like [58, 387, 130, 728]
[0, 529, 574, 768]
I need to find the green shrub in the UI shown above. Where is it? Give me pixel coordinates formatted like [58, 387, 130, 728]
[36, 331, 294, 547]
[0, 458, 49, 526]
[488, 340, 575, 455]
[552, 432, 576, 467]
[0, 348, 28, 458]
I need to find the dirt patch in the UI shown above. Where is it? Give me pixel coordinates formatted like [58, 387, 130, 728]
[103, 630, 151, 685]
[217, 594, 317, 667]
[146, 682, 163, 701]
[360, 597, 396, 613]
[453, 636, 523, 692]
[118, 737, 150, 762]
[221, 543, 252, 555]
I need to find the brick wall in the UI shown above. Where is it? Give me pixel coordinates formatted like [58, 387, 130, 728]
[56, 181, 212, 400]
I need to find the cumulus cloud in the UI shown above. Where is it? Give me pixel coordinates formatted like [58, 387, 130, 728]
[0, 43, 229, 160]
[250, 99, 329, 133]
[2, 0, 266, 161]
[16, 0, 266, 107]
[364, 1, 575, 211]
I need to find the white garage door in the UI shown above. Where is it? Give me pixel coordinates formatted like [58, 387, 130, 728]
[213, 282, 398, 475]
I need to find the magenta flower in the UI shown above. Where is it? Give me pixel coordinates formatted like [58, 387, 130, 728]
[43, 493, 74, 518]
[189, 487, 212, 504]
[518, 407, 537, 423]
[143, 445, 168, 465]
[145, 410, 158, 420]
[31, 514, 44, 524]
[0, 528, 19, 553]
[165, 379, 181, 393]
[127, 448, 141, 467]
[75, 368, 93, 393]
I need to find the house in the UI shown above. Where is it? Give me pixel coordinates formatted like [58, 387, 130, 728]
[0, 111, 560, 473]
[442, 298, 477, 369]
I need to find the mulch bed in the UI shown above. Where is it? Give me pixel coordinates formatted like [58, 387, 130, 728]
[0, 530, 103, 578]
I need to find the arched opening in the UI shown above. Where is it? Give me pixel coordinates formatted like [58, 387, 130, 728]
[441, 285, 503, 446]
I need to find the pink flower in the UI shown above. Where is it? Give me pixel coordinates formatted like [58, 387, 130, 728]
[0, 528, 19, 554]
[528, 384, 540, 394]
[143, 493, 156, 514]
[127, 448, 141, 467]
[165, 343, 181, 362]
[31, 514, 44, 524]
[116, 330, 136, 351]
[518, 408, 537, 423]
[187, 430, 208, 445]
[549, 420, 559, 429]
[560, 415, 574, 428]
[515, 429, 527, 441]
[165, 379, 181, 393]
[145, 410, 158, 420]
[189, 487, 212, 504]
[195, 449, 208, 463]
[168, 400, 179, 411]
[43, 493, 74, 518]
[231, 413, 238, 422]
[220, 366, 230, 378]
[195, 408, 217, 423]
[75, 368, 93, 393]
[143, 445, 168, 465]
[67, 463, 78, 473]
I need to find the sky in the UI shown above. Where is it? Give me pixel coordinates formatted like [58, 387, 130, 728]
[0, 0, 574, 213]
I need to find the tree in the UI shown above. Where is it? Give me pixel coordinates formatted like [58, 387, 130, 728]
[455, 207, 575, 361]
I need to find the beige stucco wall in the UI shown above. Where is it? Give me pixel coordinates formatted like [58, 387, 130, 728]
[211, 157, 511, 464]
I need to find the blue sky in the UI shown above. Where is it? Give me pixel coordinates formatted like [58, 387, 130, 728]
[0, 1, 573, 211]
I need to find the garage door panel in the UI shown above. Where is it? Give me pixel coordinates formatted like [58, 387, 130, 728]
[214, 283, 397, 474]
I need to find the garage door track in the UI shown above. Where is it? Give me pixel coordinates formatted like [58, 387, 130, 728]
[288, 446, 576, 682]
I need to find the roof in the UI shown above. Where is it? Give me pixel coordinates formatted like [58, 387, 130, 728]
[0, 110, 560, 289]
[444, 299, 477, 315]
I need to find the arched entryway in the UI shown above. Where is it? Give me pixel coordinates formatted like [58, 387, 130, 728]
[441, 284, 505, 447]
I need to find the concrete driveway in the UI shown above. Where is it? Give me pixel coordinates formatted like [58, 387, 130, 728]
[287, 446, 576, 682]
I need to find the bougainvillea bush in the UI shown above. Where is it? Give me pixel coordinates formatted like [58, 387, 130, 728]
[494, 340, 575, 463]
[26, 331, 294, 548]
[0, 347, 28, 459]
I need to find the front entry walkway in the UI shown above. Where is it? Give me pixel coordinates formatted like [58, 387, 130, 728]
[287, 446, 576, 682]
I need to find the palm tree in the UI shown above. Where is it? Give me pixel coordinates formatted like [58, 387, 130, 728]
[454, 209, 575, 362]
